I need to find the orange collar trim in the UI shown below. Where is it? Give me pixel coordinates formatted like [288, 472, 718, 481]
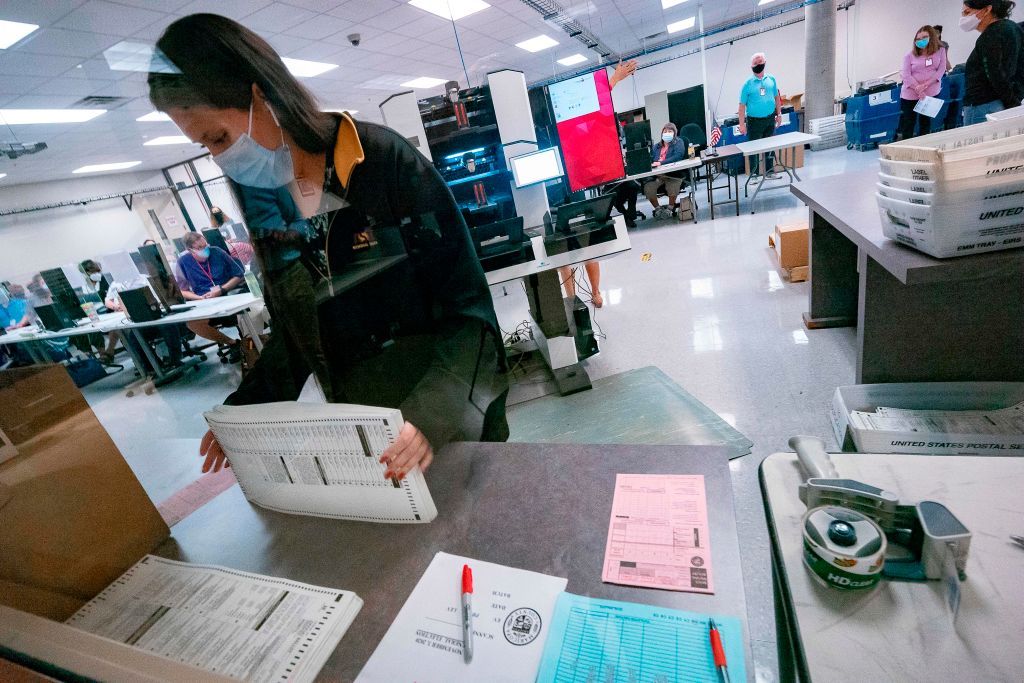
[333, 112, 365, 188]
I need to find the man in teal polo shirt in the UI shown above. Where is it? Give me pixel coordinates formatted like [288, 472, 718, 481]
[738, 52, 783, 178]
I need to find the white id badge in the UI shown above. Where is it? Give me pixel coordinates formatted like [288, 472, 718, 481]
[760, 86, 766, 97]
[926, 58, 933, 66]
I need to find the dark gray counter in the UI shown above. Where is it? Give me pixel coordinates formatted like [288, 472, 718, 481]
[157, 442, 751, 681]
[792, 169, 1024, 383]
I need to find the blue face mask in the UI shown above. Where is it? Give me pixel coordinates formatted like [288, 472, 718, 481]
[214, 99, 295, 189]
[194, 247, 211, 261]
[915, 38, 929, 49]
[662, 132, 674, 143]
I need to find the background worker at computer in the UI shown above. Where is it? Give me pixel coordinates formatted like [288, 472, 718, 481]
[176, 232, 245, 358]
[643, 122, 690, 219]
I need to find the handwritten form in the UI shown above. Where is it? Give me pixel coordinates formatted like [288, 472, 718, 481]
[536, 593, 746, 683]
[356, 552, 567, 682]
[602, 474, 714, 593]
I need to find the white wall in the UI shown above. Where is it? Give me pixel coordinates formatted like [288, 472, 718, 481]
[612, 0, 972, 122]
[0, 171, 186, 283]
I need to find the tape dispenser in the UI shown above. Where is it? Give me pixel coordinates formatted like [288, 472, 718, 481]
[789, 436, 972, 584]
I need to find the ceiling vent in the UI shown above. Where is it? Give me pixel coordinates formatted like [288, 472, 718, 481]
[73, 95, 131, 109]
[1, 141, 48, 159]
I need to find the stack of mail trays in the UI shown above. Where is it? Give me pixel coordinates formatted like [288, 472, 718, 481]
[876, 118, 1024, 257]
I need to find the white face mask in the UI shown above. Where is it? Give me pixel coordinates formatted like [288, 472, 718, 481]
[214, 99, 295, 189]
[89, 272, 103, 283]
[959, 12, 981, 32]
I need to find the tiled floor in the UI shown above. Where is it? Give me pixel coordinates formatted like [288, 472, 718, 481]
[81, 143, 882, 682]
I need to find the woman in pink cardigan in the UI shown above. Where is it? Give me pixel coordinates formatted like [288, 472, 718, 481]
[899, 25, 948, 140]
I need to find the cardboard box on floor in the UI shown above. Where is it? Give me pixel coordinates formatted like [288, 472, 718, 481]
[0, 365, 169, 620]
[769, 220, 809, 281]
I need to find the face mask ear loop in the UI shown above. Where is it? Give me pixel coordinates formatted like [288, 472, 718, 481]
[264, 99, 286, 147]
[247, 98, 255, 136]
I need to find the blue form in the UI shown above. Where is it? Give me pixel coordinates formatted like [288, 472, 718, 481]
[536, 593, 746, 683]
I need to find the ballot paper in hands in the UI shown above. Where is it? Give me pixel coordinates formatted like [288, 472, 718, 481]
[913, 96, 944, 119]
[356, 552, 568, 682]
[204, 401, 437, 522]
[66, 555, 362, 683]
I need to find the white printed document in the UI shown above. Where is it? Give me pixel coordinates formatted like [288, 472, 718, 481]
[66, 555, 362, 683]
[913, 96, 944, 119]
[356, 552, 568, 682]
[204, 402, 437, 523]
[852, 402, 1024, 436]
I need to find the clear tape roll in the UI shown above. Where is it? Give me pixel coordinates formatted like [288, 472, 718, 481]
[802, 506, 886, 591]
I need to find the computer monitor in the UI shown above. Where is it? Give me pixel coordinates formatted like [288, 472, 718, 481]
[39, 268, 86, 320]
[119, 286, 165, 323]
[552, 194, 615, 234]
[623, 121, 651, 150]
[35, 304, 76, 332]
[202, 227, 231, 255]
[509, 148, 564, 188]
[137, 244, 185, 306]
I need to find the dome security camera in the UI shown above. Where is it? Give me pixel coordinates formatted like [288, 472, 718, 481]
[347, 33, 361, 47]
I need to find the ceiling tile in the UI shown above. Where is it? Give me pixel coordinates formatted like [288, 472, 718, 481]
[0, 52, 82, 78]
[0, 1, 87, 26]
[282, 14, 354, 41]
[112, 0, 191, 10]
[175, 0, 274, 21]
[24, 78, 103, 98]
[242, 3, 319, 33]
[61, 59, 130, 81]
[54, 1, 166, 37]
[0, 75, 51, 97]
[16, 28, 123, 59]
[328, 0, 401, 23]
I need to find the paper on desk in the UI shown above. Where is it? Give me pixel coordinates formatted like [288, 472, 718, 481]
[851, 407, 1024, 436]
[914, 96, 944, 119]
[536, 593, 747, 683]
[602, 474, 714, 593]
[356, 552, 567, 683]
[66, 555, 362, 683]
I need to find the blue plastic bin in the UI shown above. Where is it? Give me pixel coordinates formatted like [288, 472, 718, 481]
[845, 84, 901, 150]
[943, 71, 966, 131]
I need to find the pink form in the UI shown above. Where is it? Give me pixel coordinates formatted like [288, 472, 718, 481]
[601, 473, 714, 593]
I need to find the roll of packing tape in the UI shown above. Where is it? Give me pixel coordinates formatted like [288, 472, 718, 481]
[802, 506, 886, 591]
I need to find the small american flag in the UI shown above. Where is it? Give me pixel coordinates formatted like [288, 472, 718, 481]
[709, 125, 722, 147]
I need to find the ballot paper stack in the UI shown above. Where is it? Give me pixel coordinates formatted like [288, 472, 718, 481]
[847, 402, 1024, 455]
[876, 118, 1024, 257]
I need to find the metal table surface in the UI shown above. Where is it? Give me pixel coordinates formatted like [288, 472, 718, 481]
[792, 169, 1024, 384]
[157, 442, 753, 682]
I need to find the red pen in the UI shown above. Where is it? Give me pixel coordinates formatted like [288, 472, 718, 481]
[461, 565, 474, 663]
[708, 618, 730, 683]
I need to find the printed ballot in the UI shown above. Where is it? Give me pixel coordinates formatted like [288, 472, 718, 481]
[913, 96, 944, 119]
[356, 552, 568, 682]
[204, 401, 437, 523]
[536, 593, 747, 683]
[602, 474, 714, 593]
[66, 556, 362, 683]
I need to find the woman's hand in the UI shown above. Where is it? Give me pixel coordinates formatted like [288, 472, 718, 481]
[199, 429, 230, 473]
[380, 422, 434, 480]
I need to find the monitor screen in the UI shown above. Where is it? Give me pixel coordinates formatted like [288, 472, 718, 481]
[548, 69, 625, 193]
[509, 147, 564, 188]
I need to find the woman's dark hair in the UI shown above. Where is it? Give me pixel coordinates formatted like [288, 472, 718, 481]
[148, 14, 334, 153]
[79, 259, 100, 273]
[913, 25, 940, 56]
[934, 24, 944, 34]
[964, 0, 1016, 19]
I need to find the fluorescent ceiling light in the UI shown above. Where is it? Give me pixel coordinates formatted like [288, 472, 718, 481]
[0, 109, 106, 124]
[0, 173, 7, 180]
[136, 111, 171, 122]
[73, 161, 142, 174]
[557, 54, 588, 66]
[281, 57, 338, 78]
[323, 108, 359, 115]
[0, 19, 39, 49]
[759, 0, 777, 4]
[409, 0, 489, 20]
[667, 17, 696, 33]
[401, 76, 447, 88]
[661, 0, 690, 8]
[516, 35, 558, 53]
[144, 135, 193, 146]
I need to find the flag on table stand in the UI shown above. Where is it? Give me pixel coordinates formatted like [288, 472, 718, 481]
[708, 125, 722, 156]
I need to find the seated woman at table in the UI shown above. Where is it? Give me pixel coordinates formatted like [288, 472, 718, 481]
[176, 232, 244, 357]
[643, 123, 689, 219]
[149, 13, 509, 478]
